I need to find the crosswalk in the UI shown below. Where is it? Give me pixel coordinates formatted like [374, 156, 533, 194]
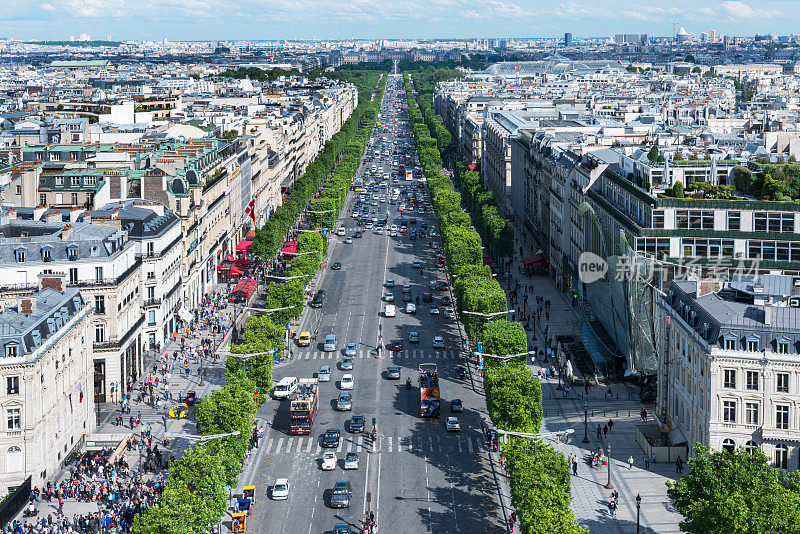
[261, 434, 484, 455]
[293, 349, 460, 361]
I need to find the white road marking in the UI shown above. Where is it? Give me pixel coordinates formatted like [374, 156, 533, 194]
[275, 437, 284, 453]
[467, 437, 474, 453]
[305, 437, 313, 452]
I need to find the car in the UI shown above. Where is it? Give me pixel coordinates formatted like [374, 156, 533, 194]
[322, 428, 341, 448]
[455, 366, 467, 379]
[311, 291, 325, 308]
[409, 217, 417, 225]
[444, 307, 455, 318]
[337, 391, 352, 411]
[185, 390, 197, 406]
[389, 230, 398, 237]
[340, 374, 354, 390]
[433, 335, 445, 348]
[344, 237, 353, 244]
[318, 365, 332, 382]
[402, 284, 411, 293]
[422, 292, 432, 302]
[294, 330, 311, 348]
[446, 417, 461, 432]
[339, 356, 354, 372]
[383, 292, 394, 302]
[390, 225, 397, 231]
[409, 331, 420, 343]
[349, 414, 365, 433]
[344, 343, 357, 357]
[334, 523, 351, 534]
[344, 452, 359, 470]
[451, 399, 464, 413]
[429, 281, 438, 291]
[385, 279, 395, 287]
[429, 306, 440, 315]
[390, 339, 403, 351]
[322, 451, 337, 471]
[330, 480, 352, 508]
[331, 261, 342, 271]
[438, 280, 449, 291]
[354, 231, 363, 238]
[384, 304, 396, 317]
[409, 232, 417, 241]
[441, 295, 451, 306]
[324, 334, 337, 352]
[272, 478, 290, 500]
[406, 303, 417, 314]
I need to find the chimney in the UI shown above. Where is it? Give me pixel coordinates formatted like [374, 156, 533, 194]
[61, 224, 73, 240]
[18, 297, 36, 316]
[38, 272, 66, 293]
[764, 298, 772, 326]
[696, 279, 723, 298]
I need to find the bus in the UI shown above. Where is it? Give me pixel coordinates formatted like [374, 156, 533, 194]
[405, 169, 413, 181]
[353, 177, 363, 192]
[419, 363, 440, 417]
[289, 378, 318, 434]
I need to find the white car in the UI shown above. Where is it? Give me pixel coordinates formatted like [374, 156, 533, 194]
[272, 478, 290, 500]
[344, 452, 359, 470]
[383, 292, 394, 302]
[444, 307, 455, 318]
[322, 451, 337, 471]
[318, 366, 332, 382]
[406, 303, 416, 314]
[446, 417, 461, 432]
[384, 305, 396, 317]
[390, 225, 397, 232]
[375, 228, 384, 235]
[340, 374, 354, 390]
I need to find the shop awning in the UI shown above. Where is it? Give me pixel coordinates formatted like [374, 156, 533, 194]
[225, 254, 236, 263]
[231, 278, 257, 297]
[246, 229, 256, 240]
[235, 259, 253, 267]
[236, 240, 254, 252]
[281, 241, 297, 254]
[229, 265, 244, 276]
[523, 254, 549, 267]
[216, 264, 231, 270]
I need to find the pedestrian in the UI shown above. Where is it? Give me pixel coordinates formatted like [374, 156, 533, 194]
[676, 455, 683, 473]
[584, 380, 590, 395]
[641, 408, 648, 421]
[596, 425, 602, 440]
[644, 455, 650, 469]
[608, 499, 616, 517]
[608, 418, 614, 433]
[627, 455, 634, 469]
[572, 457, 578, 476]
[603, 424, 608, 438]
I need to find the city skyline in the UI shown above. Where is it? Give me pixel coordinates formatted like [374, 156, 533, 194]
[2, 0, 797, 41]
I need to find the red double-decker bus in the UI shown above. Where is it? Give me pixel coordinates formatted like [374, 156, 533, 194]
[289, 378, 318, 435]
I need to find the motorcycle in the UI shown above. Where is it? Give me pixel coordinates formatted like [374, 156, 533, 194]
[406, 378, 412, 389]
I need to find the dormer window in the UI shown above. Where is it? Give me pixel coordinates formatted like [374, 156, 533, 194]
[747, 336, 760, 352]
[70, 176, 79, 187]
[724, 334, 737, 350]
[67, 245, 78, 261]
[42, 246, 52, 262]
[14, 248, 25, 263]
[777, 337, 791, 355]
[5, 344, 18, 358]
[31, 331, 41, 347]
[55, 176, 64, 186]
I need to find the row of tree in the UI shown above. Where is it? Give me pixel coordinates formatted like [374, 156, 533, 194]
[404, 71, 584, 533]
[732, 164, 800, 202]
[132, 71, 388, 534]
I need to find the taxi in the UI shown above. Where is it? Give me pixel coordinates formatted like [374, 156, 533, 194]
[298, 331, 311, 347]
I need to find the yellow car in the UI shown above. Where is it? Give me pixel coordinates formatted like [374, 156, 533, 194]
[298, 332, 311, 347]
[168, 403, 189, 419]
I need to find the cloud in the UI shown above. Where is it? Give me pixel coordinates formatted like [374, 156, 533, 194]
[719, 0, 779, 18]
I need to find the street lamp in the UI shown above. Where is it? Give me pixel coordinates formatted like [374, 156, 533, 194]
[461, 310, 512, 318]
[604, 444, 614, 489]
[165, 430, 242, 443]
[474, 350, 537, 362]
[636, 493, 642, 533]
[582, 402, 590, 443]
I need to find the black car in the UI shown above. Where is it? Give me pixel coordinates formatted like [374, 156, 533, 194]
[311, 290, 326, 308]
[330, 480, 352, 508]
[455, 366, 467, 379]
[354, 231, 363, 238]
[349, 415, 365, 433]
[390, 339, 403, 351]
[451, 399, 463, 413]
[437, 280, 449, 291]
[322, 428, 341, 448]
[441, 295, 451, 306]
[402, 293, 412, 302]
[331, 262, 342, 270]
[422, 292, 433, 303]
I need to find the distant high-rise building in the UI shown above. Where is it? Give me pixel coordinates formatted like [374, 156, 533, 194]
[78, 33, 90, 41]
[700, 32, 708, 42]
[69, 36, 75, 42]
[564, 32, 573, 46]
[106, 35, 112, 42]
[614, 34, 625, 44]
[710, 30, 717, 42]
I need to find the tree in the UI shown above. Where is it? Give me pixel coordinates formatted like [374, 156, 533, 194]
[666, 446, 800, 534]
[673, 180, 685, 198]
[733, 166, 754, 194]
[481, 320, 527, 359]
[483, 362, 542, 433]
[647, 146, 660, 163]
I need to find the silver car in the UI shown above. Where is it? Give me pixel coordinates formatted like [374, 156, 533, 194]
[337, 392, 352, 411]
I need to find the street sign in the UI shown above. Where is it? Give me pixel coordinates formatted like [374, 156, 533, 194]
[477, 342, 483, 370]
[273, 356, 280, 365]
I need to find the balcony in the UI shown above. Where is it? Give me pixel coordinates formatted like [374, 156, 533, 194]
[68, 258, 141, 289]
[143, 298, 162, 308]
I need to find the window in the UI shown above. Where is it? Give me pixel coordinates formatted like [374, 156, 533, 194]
[652, 210, 665, 228]
[94, 324, 105, 343]
[722, 438, 736, 452]
[723, 369, 736, 389]
[775, 443, 789, 470]
[147, 287, 155, 300]
[755, 212, 794, 233]
[746, 402, 759, 425]
[724, 336, 736, 350]
[723, 400, 736, 422]
[148, 310, 156, 325]
[776, 405, 790, 430]
[42, 247, 52, 262]
[744, 440, 759, 454]
[55, 176, 64, 186]
[94, 267, 103, 281]
[146, 242, 154, 255]
[6, 377, 19, 395]
[5, 344, 17, 358]
[777, 373, 789, 393]
[39, 193, 47, 206]
[746, 371, 759, 391]
[778, 338, 790, 354]
[6, 408, 20, 430]
[69, 268, 78, 284]
[727, 211, 740, 230]
[747, 336, 760, 352]
[15, 185, 21, 195]
[71, 193, 78, 205]
[14, 249, 25, 263]
[70, 176, 80, 187]
[94, 296, 105, 315]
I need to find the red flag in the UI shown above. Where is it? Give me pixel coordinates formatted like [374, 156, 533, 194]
[515, 62, 520, 72]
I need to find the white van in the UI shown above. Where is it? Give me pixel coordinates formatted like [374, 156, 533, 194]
[273, 377, 299, 399]
[324, 334, 337, 352]
[384, 305, 396, 317]
[337, 227, 346, 236]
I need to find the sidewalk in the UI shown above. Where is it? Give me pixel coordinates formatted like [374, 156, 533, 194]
[495, 227, 684, 533]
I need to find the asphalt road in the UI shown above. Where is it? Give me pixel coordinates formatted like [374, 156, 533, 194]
[240, 74, 504, 534]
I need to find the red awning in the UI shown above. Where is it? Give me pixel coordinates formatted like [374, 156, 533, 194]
[216, 264, 231, 270]
[231, 278, 257, 297]
[236, 240, 254, 252]
[235, 259, 253, 267]
[522, 254, 549, 267]
[281, 241, 297, 254]
[229, 265, 244, 276]
[246, 229, 256, 240]
[225, 254, 236, 262]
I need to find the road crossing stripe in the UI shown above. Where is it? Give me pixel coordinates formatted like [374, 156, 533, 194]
[358, 436, 364, 451]
[428, 436, 434, 452]
[387, 436, 393, 452]
[265, 438, 274, 452]
[296, 438, 304, 453]
[336, 440, 343, 452]
[458, 439, 463, 453]
[305, 437, 313, 452]
[347, 440, 354, 452]
[467, 437, 474, 453]
[275, 437, 284, 453]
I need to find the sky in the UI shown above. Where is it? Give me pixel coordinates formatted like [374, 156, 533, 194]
[1, 0, 797, 41]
